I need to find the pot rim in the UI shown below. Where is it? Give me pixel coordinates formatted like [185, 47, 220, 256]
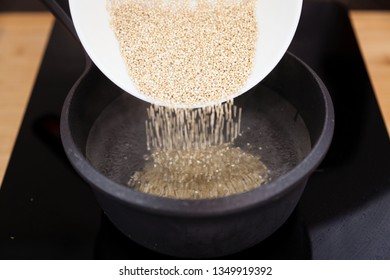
[61, 52, 334, 217]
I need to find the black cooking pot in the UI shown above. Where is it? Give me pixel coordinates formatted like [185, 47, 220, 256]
[43, 0, 334, 258]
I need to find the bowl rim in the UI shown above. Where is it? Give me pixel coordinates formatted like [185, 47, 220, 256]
[61, 52, 334, 217]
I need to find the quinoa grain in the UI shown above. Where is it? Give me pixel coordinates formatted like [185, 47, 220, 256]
[107, 0, 267, 199]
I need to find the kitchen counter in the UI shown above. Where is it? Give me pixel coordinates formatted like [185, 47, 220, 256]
[0, 11, 389, 184]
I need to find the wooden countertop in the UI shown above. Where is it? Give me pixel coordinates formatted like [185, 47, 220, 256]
[0, 11, 389, 185]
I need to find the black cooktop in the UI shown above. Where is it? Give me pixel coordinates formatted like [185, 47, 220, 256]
[1, 2, 389, 259]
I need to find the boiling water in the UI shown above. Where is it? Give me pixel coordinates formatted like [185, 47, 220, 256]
[86, 86, 311, 196]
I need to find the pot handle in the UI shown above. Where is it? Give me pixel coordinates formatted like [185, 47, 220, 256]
[40, 0, 79, 44]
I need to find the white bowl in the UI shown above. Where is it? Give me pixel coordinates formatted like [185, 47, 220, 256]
[69, 0, 303, 107]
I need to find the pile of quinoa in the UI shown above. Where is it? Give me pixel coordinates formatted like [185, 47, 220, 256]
[129, 143, 269, 199]
[107, 0, 257, 106]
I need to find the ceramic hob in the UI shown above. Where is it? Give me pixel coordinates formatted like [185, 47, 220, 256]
[0, 2, 389, 259]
